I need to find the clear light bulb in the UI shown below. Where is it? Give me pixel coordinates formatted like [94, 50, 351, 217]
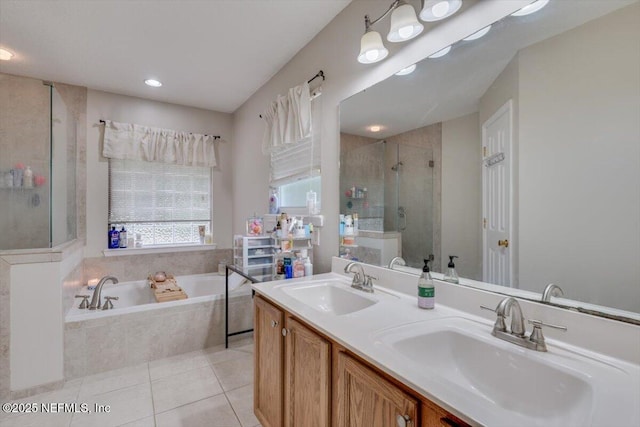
[432, 1, 450, 18]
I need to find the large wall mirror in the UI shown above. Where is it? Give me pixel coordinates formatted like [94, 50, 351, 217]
[339, 0, 639, 318]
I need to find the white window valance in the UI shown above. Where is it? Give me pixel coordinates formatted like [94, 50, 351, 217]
[102, 120, 217, 167]
[261, 81, 312, 154]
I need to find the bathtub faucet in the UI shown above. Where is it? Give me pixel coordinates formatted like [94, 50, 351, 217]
[89, 276, 119, 310]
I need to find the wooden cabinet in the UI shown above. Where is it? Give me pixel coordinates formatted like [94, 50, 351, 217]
[284, 316, 331, 427]
[334, 350, 418, 427]
[254, 295, 469, 427]
[422, 401, 468, 427]
[254, 296, 284, 427]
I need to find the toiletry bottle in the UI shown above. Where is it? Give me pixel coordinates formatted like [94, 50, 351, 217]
[418, 259, 435, 309]
[284, 257, 293, 279]
[304, 257, 313, 276]
[23, 166, 33, 188]
[269, 188, 279, 214]
[444, 255, 459, 284]
[108, 226, 119, 249]
[339, 214, 345, 236]
[119, 226, 128, 248]
[353, 213, 359, 234]
[293, 253, 305, 278]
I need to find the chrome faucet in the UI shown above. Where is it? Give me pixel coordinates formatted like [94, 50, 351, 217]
[388, 256, 406, 270]
[344, 262, 375, 293]
[541, 283, 564, 302]
[481, 297, 567, 352]
[89, 276, 119, 310]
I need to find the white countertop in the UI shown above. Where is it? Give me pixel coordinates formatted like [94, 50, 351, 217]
[252, 270, 640, 427]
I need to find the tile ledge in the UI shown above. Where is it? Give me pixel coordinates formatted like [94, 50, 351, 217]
[102, 244, 219, 257]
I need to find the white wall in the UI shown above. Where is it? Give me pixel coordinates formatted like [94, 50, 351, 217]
[517, 3, 640, 311]
[441, 112, 481, 280]
[231, 0, 530, 273]
[85, 90, 234, 257]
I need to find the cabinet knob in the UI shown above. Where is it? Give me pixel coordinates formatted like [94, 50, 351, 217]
[396, 414, 412, 427]
[271, 320, 279, 328]
[281, 328, 289, 337]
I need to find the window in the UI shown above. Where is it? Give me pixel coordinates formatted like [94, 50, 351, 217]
[108, 159, 211, 246]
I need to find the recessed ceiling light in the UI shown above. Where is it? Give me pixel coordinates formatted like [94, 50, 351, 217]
[511, 0, 549, 17]
[144, 79, 162, 87]
[428, 45, 452, 58]
[463, 25, 492, 41]
[0, 48, 14, 61]
[395, 64, 417, 76]
[369, 125, 382, 132]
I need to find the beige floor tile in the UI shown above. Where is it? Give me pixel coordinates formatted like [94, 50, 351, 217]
[117, 415, 155, 426]
[205, 349, 250, 366]
[151, 366, 222, 414]
[79, 363, 149, 398]
[225, 384, 259, 427]
[0, 410, 73, 427]
[149, 350, 210, 381]
[70, 383, 154, 427]
[210, 354, 253, 392]
[0, 386, 81, 422]
[233, 343, 253, 355]
[155, 394, 240, 427]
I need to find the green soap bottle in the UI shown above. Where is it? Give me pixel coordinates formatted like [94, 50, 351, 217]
[417, 259, 434, 309]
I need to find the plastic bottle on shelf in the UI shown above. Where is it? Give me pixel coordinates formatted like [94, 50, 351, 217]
[119, 226, 128, 248]
[304, 257, 313, 276]
[293, 253, 305, 278]
[23, 166, 33, 188]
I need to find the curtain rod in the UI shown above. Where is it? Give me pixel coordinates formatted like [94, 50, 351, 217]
[99, 120, 220, 139]
[259, 70, 324, 119]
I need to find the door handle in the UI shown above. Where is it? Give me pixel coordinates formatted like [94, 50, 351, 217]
[498, 239, 509, 248]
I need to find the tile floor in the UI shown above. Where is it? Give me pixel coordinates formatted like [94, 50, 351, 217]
[0, 336, 260, 427]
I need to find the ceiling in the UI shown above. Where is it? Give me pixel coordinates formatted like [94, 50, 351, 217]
[340, 0, 636, 138]
[0, 0, 351, 113]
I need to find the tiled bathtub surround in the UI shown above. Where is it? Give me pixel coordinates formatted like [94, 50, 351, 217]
[65, 292, 253, 379]
[83, 248, 232, 283]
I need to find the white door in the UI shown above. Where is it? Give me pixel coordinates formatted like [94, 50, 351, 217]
[482, 100, 513, 286]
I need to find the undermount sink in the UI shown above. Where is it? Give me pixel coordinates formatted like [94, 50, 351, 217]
[280, 280, 378, 315]
[372, 317, 605, 426]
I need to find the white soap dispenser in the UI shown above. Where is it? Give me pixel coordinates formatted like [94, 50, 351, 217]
[417, 259, 435, 309]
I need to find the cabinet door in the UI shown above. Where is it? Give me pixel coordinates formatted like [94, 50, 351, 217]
[422, 401, 469, 427]
[334, 351, 418, 427]
[284, 316, 331, 427]
[254, 296, 284, 427]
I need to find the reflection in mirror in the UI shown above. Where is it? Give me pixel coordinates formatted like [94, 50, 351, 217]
[339, 1, 639, 316]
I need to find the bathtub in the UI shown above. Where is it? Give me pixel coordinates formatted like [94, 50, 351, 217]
[64, 273, 254, 379]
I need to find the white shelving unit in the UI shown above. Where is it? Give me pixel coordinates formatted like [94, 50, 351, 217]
[233, 235, 276, 282]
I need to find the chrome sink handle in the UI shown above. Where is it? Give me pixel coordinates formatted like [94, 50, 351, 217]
[527, 319, 567, 351]
[362, 274, 377, 293]
[480, 304, 507, 333]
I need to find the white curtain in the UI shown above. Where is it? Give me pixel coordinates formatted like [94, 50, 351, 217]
[102, 120, 217, 167]
[261, 81, 312, 154]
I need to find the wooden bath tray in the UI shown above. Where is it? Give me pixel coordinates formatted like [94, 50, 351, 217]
[148, 274, 188, 302]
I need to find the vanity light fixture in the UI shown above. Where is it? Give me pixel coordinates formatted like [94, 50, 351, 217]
[511, 0, 549, 17]
[395, 64, 417, 76]
[428, 45, 452, 58]
[0, 48, 14, 61]
[462, 25, 491, 41]
[357, 0, 462, 64]
[144, 79, 162, 87]
[419, 0, 462, 22]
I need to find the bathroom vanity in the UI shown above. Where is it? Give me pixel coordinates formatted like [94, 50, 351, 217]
[252, 258, 640, 427]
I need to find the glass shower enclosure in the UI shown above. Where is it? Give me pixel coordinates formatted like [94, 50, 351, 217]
[0, 75, 77, 250]
[340, 138, 435, 269]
